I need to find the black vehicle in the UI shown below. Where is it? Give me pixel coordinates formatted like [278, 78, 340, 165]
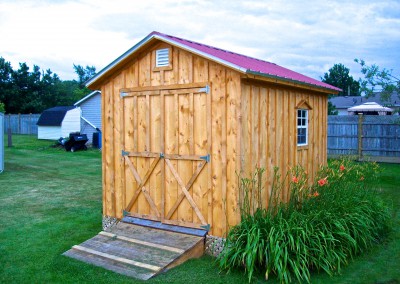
[62, 132, 88, 152]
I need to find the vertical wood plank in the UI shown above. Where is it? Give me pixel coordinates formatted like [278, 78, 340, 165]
[160, 91, 165, 221]
[268, 88, 277, 203]
[131, 95, 139, 213]
[226, 70, 241, 227]
[221, 76, 227, 234]
[103, 81, 115, 217]
[125, 60, 139, 88]
[310, 94, 317, 181]
[173, 93, 180, 219]
[179, 50, 193, 84]
[259, 87, 268, 208]
[287, 90, 294, 182]
[207, 82, 212, 233]
[193, 57, 209, 82]
[151, 49, 161, 86]
[119, 73, 126, 215]
[113, 75, 122, 217]
[251, 86, 260, 170]
[178, 92, 192, 223]
[164, 93, 178, 221]
[189, 92, 196, 222]
[145, 94, 151, 215]
[275, 89, 284, 201]
[123, 60, 139, 213]
[137, 94, 149, 215]
[100, 85, 107, 217]
[150, 94, 161, 218]
[240, 84, 251, 175]
[139, 53, 151, 87]
[210, 63, 226, 236]
[322, 94, 328, 165]
[281, 89, 288, 202]
[192, 92, 208, 224]
[124, 97, 135, 208]
[193, 55, 209, 226]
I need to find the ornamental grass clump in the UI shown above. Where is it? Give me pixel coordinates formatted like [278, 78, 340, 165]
[217, 159, 391, 283]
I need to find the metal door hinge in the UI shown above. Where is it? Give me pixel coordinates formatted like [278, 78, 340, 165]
[200, 154, 210, 163]
[199, 85, 210, 94]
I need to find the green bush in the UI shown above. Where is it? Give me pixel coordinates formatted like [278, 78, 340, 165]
[217, 159, 392, 283]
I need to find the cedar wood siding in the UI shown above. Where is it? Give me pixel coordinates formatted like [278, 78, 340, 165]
[96, 41, 328, 237]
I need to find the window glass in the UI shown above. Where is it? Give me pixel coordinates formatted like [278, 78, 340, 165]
[297, 109, 308, 146]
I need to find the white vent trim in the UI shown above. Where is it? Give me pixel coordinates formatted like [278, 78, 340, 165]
[156, 48, 169, 67]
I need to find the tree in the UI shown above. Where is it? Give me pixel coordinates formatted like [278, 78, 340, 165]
[0, 56, 97, 113]
[354, 59, 400, 102]
[0, 101, 4, 113]
[72, 64, 97, 102]
[73, 64, 96, 87]
[322, 64, 360, 96]
[328, 101, 338, 115]
[0, 57, 14, 113]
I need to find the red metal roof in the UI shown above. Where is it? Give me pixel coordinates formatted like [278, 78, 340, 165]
[150, 31, 340, 92]
[87, 31, 340, 92]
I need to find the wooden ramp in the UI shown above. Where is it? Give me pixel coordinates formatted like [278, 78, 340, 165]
[63, 218, 207, 280]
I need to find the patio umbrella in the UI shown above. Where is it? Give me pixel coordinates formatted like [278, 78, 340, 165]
[347, 102, 393, 115]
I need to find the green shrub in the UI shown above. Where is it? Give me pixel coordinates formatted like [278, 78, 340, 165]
[217, 159, 391, 283]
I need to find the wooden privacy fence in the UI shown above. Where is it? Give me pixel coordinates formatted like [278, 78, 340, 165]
[328, 115, 400, 163]
[4, 114, 40, 135]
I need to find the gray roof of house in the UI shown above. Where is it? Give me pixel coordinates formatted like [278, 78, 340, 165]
[329, 92, 400, 109]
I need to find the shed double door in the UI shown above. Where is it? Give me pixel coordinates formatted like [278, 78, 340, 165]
[120, 84, 211, 229]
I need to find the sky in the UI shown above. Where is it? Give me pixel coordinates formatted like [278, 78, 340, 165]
[0, 0, 399, 83]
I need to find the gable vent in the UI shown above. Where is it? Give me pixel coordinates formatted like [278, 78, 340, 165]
[156, 48, 169, 67]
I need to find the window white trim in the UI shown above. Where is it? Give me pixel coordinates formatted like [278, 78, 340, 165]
[297, 109, 308, 146]
[155, 48, 169, 67]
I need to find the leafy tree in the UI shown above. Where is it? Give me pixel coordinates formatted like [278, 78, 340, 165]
[72, 64, 97, 103]
[0, 101, 5, 113]
[354, 59, 400, 102]
[73, 64, 96, 87]
[10, 62, 32, 113]
[0, 56, 96, 113]
[328, 101, 338, 115]
[0, 57, 14, 113]
[322, 64, 360, 96]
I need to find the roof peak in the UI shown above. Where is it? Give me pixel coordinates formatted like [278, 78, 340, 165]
[87, 31, 340, 93]
[151, 31, 278, 67]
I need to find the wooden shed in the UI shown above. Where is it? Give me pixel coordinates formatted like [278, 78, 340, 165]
[86, 31, 340, 237]
[37, 106, 81, 140]
[0, 112, 4, 173]
[74, 90, 102, 144]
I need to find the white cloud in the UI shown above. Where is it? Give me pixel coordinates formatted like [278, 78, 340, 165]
[0, 0, 399, 81]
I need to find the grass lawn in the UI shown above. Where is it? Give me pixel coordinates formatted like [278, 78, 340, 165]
[0, 135, 399, 283]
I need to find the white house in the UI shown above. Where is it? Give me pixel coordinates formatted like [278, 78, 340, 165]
[74, 90, 101, 145]
[37, 106, 81, 140]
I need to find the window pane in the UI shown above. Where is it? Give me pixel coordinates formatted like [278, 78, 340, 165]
[298, 128, 306, 144]
[297, 109, 308, 145]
